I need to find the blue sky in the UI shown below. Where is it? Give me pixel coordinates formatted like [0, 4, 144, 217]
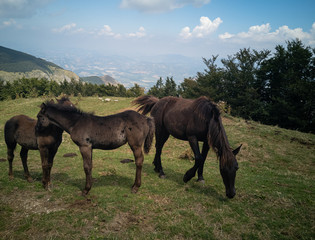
[0, 0, 315, 59]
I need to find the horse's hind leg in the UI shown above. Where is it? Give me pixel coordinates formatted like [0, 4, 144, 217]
[183, 136, 203, 183]
[153, 128, 169, 178]
[131, 145, 144, 193]
[20, 147, 33, 182]
[7, 147, 15, 180]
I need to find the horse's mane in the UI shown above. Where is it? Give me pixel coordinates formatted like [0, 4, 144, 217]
[44, 101, 87, 116]
[56, 96, 70, 103]
[192, 96, 234, 168]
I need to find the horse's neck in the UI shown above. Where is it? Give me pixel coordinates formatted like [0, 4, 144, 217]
[48, 109, 79, 133]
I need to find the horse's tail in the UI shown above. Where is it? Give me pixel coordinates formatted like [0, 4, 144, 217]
[4, 119, 17, 151]
[132, 95, 159, 115]
[144, 117, 155, 154]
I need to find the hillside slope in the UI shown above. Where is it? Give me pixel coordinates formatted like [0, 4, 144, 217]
[0, 97, 314, 239]
[80, 75, 118, 85]
[0, 46, 79, 83]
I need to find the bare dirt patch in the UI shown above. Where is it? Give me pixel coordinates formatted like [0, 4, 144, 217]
[0, 189, 66, 216]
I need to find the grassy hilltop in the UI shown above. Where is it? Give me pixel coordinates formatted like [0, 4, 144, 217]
[0, 97, 314, 239]
[0, 46, 79, 83]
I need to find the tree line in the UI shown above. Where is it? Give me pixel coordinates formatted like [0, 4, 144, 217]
[148, 40, 315, 133]
[0, 78, 144, 100]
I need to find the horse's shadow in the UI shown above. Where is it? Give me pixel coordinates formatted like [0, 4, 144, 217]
[52, 171, 134, 193]
[10, 161, 225, 200]
[130, 161, 224, 200]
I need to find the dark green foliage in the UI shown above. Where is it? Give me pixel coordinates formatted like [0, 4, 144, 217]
[259, 40, 315, 132]
[0, 78, 143, 100]
[148, 76, 178, 97]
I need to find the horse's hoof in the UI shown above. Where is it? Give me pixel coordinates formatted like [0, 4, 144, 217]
[9, 175, 14, 180]
[183, 173, 193, 183]
[82, 190, 89, 196]
[26, 176, 33, 183]
[131, 187, 139, 193]
[45, 183, 53, 192]
[197, 179, 205, 184]
[159, 174, 166, 179]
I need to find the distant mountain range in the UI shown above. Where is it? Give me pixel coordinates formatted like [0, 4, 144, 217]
[0, 46, 204, 89]
[0, 46, 119, 86]
[37, 50, 204, 88]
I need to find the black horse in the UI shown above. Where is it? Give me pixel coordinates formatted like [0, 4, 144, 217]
[4, 97, 74, 187]
[36, 101, 155, 195]
[133, 96, 242, 198]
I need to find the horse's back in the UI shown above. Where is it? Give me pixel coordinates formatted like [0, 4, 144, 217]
[152, 97, 209, 141]
[4, 115, 38, 149]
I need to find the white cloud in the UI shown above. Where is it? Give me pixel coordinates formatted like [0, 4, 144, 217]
[127, 26, 146, 38]
[219, 23, 315, 46]
[98, 25, 114, 36]
[180, 16, 222, 39]
[52, 23, 77, 33]
[98, 25, 121, 38]
[120, 0, 210, 13]
[52, 23, 148, 40]
[0, 18, 23, 29]
[0, 0, 52, 18]
[1, 19, 18, 28]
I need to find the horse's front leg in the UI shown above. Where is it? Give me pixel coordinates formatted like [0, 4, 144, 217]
[197, 142, 209, 183]
[80, 145, 93, 196]
[183, 136, 203, 183]
[131, 146, 144, 193]
[39, 147, 52, 190]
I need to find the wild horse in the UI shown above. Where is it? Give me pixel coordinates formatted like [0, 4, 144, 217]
[133, 96, 242, 198]
[36, 101, 155, 195]
[4, 97, 74, 186]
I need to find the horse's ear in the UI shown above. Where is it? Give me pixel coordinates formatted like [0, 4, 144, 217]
[232, 144, 242, 156]
[39, 103, 47, 113]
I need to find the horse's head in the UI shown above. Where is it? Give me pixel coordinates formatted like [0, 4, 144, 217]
[36, 102, 51, 128]
[37, 98, 75, 129]
[220, 144, 242, 199]
[56, 96, 75, 107]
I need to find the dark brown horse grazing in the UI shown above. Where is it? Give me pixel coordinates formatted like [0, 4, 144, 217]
[4, 97, 74, 186]
[36, 102, 155, 195]
[133, 96, 242, 198]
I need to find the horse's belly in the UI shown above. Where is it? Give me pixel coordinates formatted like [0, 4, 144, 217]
[91, 129, 127, 150]
[94, 139, 127, 150]
[167, 125, 207, 142]
[168, 129, 188, 141]
[15, 131, 38, 149]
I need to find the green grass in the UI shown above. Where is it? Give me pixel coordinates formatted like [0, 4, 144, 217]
[0, 96, 314, 239]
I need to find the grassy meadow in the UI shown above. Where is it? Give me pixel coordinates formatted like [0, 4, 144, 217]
[0, 96, 314, 239]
